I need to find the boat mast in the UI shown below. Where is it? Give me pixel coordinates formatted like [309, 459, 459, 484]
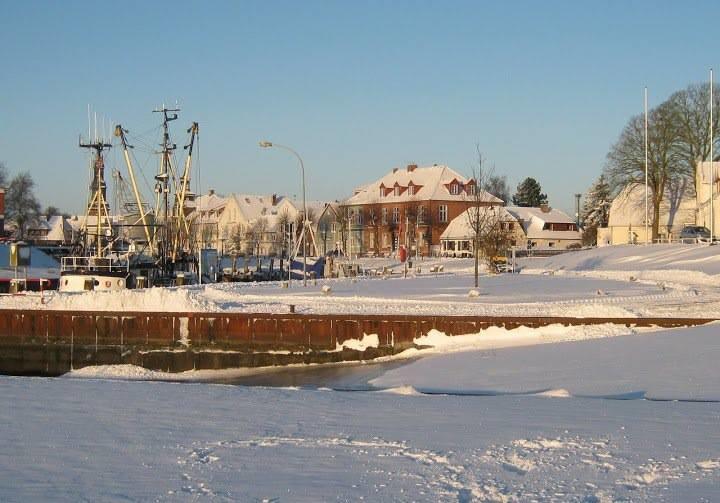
[115, 125, 154, 247]
[79, 137, 112, 258]
[171, 121, 199, 262]
[153, 106, 179, 276]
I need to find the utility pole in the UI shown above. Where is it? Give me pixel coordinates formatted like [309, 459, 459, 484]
[711, 69, 715, 242]
[644, 87, 649, 245]
[574, 193, 582, 228]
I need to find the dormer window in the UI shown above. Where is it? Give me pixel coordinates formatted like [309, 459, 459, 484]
[408, 184, 415, 196]
[394, 184, 401, 196]
[467, 184, 476, 195]
[450, 183, 461, 195]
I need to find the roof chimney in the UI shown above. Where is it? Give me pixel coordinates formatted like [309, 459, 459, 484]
[392, 167, 399, 173]
[208, 189, 215, 196]
[271, 193, 278, 206]
[407, 164, 417, 172]
[540, 203, 551, 213]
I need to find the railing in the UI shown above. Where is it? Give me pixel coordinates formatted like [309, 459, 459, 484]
[61, 256, 129, 273]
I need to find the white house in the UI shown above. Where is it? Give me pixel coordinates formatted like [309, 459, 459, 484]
[598, 182, 696, 246]
[439, 205, 581, 255]
[695, 161, 720, 235]
[439, 207, 522, 257]
[505, 205, 582, 249]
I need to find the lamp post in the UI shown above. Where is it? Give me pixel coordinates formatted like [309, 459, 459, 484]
[259, 141, 309, 286]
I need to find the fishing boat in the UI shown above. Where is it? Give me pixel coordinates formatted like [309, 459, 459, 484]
[61, 107, 201, 291]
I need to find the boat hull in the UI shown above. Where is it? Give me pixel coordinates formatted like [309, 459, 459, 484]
[59, 270, 130, 292]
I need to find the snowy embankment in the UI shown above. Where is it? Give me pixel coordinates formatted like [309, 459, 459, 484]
[521, 243, 720, 288]
[66, 322, 645, 382]
[1, 243, 718, 318]
[373, 322, 720, 401]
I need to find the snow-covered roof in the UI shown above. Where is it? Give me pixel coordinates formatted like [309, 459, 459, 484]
[505, 206, 581, 241]
[45, 216, 71, 241]
[195, 193, 227, 213]
[607, 183, 696, 229]
[440, 207, 518, 240]
[505, 206, 574, 224]
[344, 164, 502, 205]
[230, 194, 291, 223]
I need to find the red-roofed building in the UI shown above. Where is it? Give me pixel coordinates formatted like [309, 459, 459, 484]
[342, 164, 502, 256]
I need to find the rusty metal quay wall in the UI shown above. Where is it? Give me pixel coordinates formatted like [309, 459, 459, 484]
[0, 309, 715, 376]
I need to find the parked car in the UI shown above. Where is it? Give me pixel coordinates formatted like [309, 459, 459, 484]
[679, 226, 711, 243]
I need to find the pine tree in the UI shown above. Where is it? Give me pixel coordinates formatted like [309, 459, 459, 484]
[581, 174, 612, 229]
[512, 177, 547, 207]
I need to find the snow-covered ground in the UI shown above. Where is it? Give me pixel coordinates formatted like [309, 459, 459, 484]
[2, 243, 720, 318]
[2, 324, 719, 502]
[373, 323, 720, 401]
[2, 245, 720, 501]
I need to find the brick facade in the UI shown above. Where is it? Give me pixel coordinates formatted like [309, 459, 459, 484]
[343, 165, 501, 256]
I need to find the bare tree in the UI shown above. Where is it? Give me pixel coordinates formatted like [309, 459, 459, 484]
[246, 217, 269, 257]
[486, 174, 511, 205]
[6, 172, 41, 240]
[276, 210, 293, 259]
[605, 101, 684, 240]
[464, 147, 506, 287]
[228, 223, 244, 254]
[667, 82, 720, 191]
[336, 204, 351, 255]
[0, 162, 8, 187]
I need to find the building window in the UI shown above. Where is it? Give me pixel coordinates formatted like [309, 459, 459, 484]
[408, 184, 415, 196]
[380, 187, 385, 198]
[467, 184, 476, 195]
[382, 208, 388, 224]
[394, 185, 401, 196]
[418, 206, 426, 223]
[439, 205, 448, 223]
[450, 183, 461, 195]
[392, 207, 400, 224]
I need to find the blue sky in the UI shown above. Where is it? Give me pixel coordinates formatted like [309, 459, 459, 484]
[1, 1, 718, 215]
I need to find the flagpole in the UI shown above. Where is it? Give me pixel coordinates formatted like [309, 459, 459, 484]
[644, 87, 649, 245]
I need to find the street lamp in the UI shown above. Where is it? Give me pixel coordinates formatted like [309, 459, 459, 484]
[259, 140, 310, 287]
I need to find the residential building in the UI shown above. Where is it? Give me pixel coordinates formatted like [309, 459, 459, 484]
[694, 161, 720, 236]
[439, 207, 523, 257]
[342, 164, 502, 256]
[189, 191, 341, 257]
[597, 182, 696, 246]
[26, 216, 73, 244]
[440, 204, 580, 255]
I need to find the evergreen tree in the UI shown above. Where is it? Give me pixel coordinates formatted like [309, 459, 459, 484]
[580, 175, 612, 246]
[581, 174, 612, 229]
[512, 177, 547, 207]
